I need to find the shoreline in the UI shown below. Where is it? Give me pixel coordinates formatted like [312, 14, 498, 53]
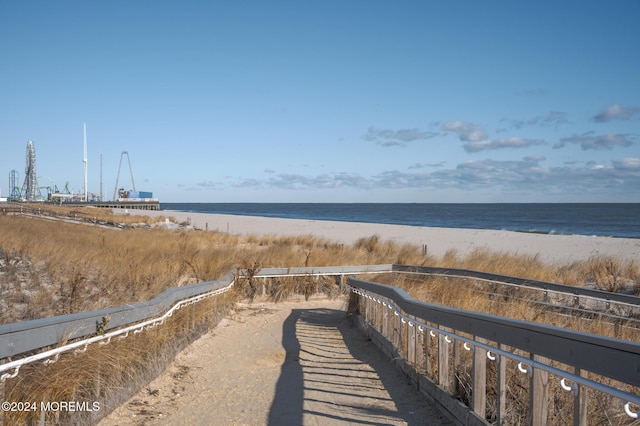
[119, 209, 640, 264]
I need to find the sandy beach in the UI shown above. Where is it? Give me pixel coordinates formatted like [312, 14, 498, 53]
[119, 209, 640, 264]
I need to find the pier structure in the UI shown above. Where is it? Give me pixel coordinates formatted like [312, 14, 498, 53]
[55, 200, 160, 210]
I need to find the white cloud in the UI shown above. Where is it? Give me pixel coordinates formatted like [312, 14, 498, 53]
[247, 173, 373, 190]
[196, 180, 220, 189]
[408, 162, 446, 169]
[440, 121, 488, 142]
[201, 157, 640, 200]
[555, 132, 634, 150]
[464, 137, 546, 153]
[612, 157, 640, 171]
[363, 127, 438, 147]
[593, 104, 640, 122]
[377, 140, 406, 148]
[232, 178, 264, 188]
[500, 111, 569, 130]
[440, 121, 546, 152]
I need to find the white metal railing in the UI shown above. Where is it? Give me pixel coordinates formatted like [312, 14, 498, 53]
[0, 279, 234, 382]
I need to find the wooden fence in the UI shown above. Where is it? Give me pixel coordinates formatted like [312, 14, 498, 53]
[1, 264, 639, 425]
[347, 266, 640, 425]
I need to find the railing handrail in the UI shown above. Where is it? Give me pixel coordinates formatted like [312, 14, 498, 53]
[243, 264, 394, 278]
[0, 265, 392, 362]
[0, 272, 235, 360]
[391, 264, 640, 307]
[348, 276, 640, 389]
[2, 263, 639, 386]
[0, 281, 235, 383]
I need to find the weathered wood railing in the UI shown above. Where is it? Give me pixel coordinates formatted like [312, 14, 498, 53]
[1, 264, 639, 425]
[347, 268, 640, 426]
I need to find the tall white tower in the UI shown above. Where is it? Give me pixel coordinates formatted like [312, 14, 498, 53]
[83, 123, 88, 201]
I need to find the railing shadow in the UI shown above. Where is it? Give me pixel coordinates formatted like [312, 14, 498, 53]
[268, 309, 304, 425]
[268, 307, 450, 425]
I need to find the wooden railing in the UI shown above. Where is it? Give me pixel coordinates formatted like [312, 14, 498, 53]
[1, 264, 639, 425]
[347, 267, 640, 425]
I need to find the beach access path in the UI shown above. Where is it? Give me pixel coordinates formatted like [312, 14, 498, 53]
[99, 298, 453, 426]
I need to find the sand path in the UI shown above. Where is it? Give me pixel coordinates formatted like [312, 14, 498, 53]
[99, 298, 452, 425]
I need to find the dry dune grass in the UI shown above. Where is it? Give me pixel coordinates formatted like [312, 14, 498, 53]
[1, 207, 639, 425]
[3, 293, 234, 425]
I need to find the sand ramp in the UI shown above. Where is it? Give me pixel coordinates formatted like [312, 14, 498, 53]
[100, 298, 452, 425]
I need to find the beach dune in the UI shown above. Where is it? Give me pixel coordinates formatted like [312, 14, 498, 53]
[119, 209, 640, 264]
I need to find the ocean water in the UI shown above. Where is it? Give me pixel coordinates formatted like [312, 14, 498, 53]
[161, 203, 640, 239]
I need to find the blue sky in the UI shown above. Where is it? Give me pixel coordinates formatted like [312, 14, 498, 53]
[1, 1, 639, 202]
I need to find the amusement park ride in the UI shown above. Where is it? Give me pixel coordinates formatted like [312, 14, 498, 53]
[6, 125, 158, 210]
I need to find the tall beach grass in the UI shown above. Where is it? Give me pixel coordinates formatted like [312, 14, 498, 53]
[0, 205, 638, 425]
